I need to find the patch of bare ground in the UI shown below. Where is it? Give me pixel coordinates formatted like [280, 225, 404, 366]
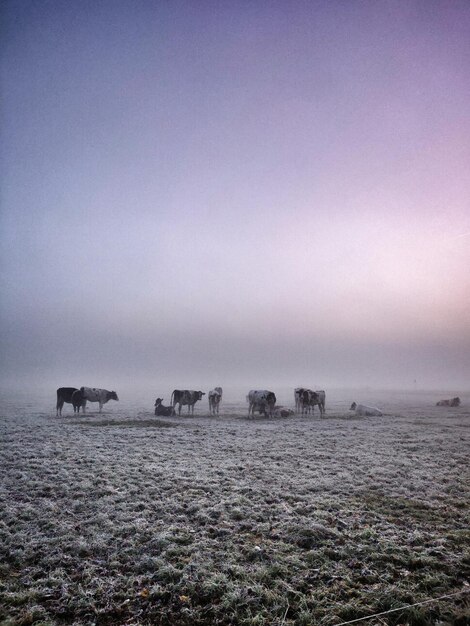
[0, 393, 469, 625]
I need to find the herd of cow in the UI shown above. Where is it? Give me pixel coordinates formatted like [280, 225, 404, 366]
[143, 388, 326, 418]
[56, 386, 462, 418]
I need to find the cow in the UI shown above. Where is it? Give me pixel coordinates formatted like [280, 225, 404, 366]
[154, 398, 176, 416]
[272, 406, 295, 418]
[78, 387, 119, 413]
[171, 389, 205, 416]
[56, 387, 79, 416]
[71, 389, 87, 414]
[299, 389, 316, 415]
[247, 390, 277, 417]
[294, 387, 304, 413]
[436, 397, 461, 407]
[208, 387, 223, 416]
[295, 387, 326, 416]
[350, 402, 383, 417]
[311, 390, 326, 416]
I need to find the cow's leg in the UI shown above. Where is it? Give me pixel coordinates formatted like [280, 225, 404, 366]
[99, 401, 103, 413]
[57, 399, 63, 416]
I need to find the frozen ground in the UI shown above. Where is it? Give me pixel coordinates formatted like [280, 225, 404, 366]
[1, 388, 469, 625]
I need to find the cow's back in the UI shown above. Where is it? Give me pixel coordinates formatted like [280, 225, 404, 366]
[81, 387, 105, 401]
[57, 387, 77, 402]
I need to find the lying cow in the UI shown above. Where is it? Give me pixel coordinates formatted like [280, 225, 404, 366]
[56, 387, 79, 416]
[247, 389, 277, 417]
[350, 402, 383, 417]
[208, 387, 223, 416]
[436, 397, 461, 407]
[272, 406, 295, 418]
[154, 398, 175, 416]
[171, 389, 205, 416]
[75, 387, 119, 413]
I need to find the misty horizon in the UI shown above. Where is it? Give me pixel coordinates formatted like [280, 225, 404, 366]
[1, 1, 469, 394]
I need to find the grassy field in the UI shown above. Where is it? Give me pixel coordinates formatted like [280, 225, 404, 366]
[0, 389, 469, 625]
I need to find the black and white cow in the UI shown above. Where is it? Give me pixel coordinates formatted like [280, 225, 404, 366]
[294, 387, 304, 413]
[247, 390, 277, 417]
[300, 389, 318, 415]
[171, 389, 205, 416]
[295, 387, 326, 416]
[208, 387, 223, 416]
[154, 398, 176, 416]
[436, 397, 460, 407]
[56, 387, 79, 416]
[77, 387, 119, 413]
[310, 389, 326, 416]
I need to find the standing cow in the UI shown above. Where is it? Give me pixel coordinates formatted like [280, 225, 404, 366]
[311, 390, 326, 416]
[56, 387, 79, 416]
[247, 390, 277, 417]
[171, 389, 205, 416]
[295, 387, 326, 416]
[75, 387, 119, 413]
[299, 389, 318, 415]
[294, 387, 304, 413]
[208, 387, 223, 416]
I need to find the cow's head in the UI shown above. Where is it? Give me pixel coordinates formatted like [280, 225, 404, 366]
[197, 391, 206, 399]
[155, 398, 163, 406]
[266, 392, 276, 406]
[350, 402, 357, 411]
[109, 391, 119, 401]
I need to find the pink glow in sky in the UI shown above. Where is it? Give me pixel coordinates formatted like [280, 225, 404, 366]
[1, 1, 469, 390]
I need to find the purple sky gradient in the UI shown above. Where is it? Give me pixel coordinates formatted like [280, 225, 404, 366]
[1, 1, 469, 391]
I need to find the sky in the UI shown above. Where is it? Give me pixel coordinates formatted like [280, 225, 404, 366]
[1, 0, 469, 393]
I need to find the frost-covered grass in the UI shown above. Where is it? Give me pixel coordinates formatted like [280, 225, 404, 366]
[0, 390, 469, 625]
